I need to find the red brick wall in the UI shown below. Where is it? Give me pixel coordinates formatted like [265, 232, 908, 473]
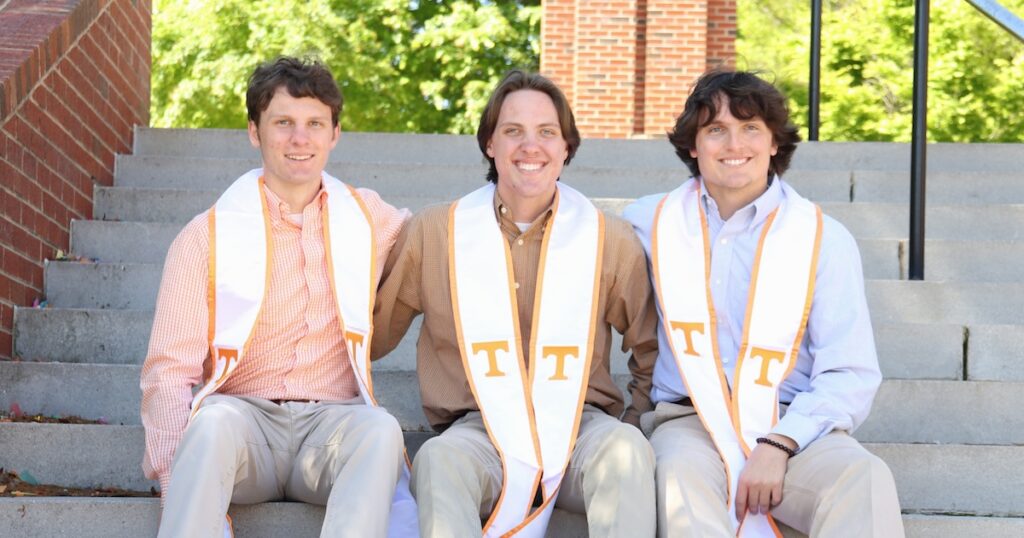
[0, 0, 151, 359]
[541, 0, 736, 138]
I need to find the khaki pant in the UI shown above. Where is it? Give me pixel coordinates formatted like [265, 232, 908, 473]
[412, 406, 656, 537]
[644, 401, 905, 538]
[158, 395, 405, 538]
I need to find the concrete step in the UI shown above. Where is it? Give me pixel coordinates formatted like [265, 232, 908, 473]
[1, 362, 1016, 445]
[3, 499, 1020, 538]
[0, 497, 592, 538]
[42, 264, 1024, 324]
[13, 306, 969, 380]
[112, 154, 1024, 205]
[113, 156, 864, 202]
[863, 280, 1024, 325]
[69, 219, 1024, 283]
[132, 128, 1024, 172]
[2, 422, 1020, 516]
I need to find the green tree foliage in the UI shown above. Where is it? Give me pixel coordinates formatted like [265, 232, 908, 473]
[150, 0, 540, 133]
[737, 0, 1024, 142]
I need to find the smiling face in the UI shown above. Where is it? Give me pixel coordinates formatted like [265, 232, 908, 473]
[486, 89, 569, 220]
[691, 95, 778, 209]
[248, 87, 339, 205]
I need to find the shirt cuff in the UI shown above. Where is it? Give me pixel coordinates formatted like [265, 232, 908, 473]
[771, 412, 826, 452]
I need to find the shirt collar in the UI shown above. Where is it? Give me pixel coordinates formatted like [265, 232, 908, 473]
[262, 183, 328, 227]
[493, 189, 555, 239]
[699, 174, 784, 232]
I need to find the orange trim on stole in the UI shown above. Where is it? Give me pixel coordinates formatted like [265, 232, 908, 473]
[730, 207, 780, 456]
[447, 201, 514, 536]
[650, 184, 736, 506]
[779, 207, 824, 400]
[206, 208, 218, 379]
[348, 183, 379, 398]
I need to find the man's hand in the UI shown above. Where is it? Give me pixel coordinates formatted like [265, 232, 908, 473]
[735, 434, 796, 519]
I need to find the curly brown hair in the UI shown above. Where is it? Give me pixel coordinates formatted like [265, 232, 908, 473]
[668, 70, 800, 178]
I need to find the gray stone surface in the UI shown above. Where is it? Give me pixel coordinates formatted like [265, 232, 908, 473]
[870, 443, 1024, 516]
[968, 325, 1024, 381]
[70, 219, 182, 264]
[13, 307, 152, 363]
[3, 422, 1018, 515]
[13, 306, 967, 379]
[133, 128, 1024, 172]
[852, 170, 1024, 204]
[866, 281, 1024, 325]
[44, 262, 1024, 322]
[824, 203, 1024, 241]
[856, 380, 1024, 444]
[44, 261, 161, 310]
[898, 240, 1024, 283]
[113, 155, 854, 203]
[4, 362, 1017, 445]
[874, 323, 963, 380]
[4, 497, 1018, 538]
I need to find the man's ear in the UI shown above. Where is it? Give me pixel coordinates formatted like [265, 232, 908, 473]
[248, 120, 260, 148]
[329, 123, 341, 149]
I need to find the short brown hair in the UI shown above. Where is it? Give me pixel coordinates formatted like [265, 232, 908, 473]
[668, 70, 800, 178]
[246, 56, 343, 128]
[476, 70, 581, 183]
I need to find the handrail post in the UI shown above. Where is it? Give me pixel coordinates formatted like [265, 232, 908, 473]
[809, 0, 823, 141]
[909, 0, 929, 280]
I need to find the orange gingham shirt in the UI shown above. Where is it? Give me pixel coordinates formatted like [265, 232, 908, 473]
[140, 183, 409, 490]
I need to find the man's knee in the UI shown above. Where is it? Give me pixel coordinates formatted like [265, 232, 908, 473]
[181, 402, 251, 453]
[592, 422, 655, 475]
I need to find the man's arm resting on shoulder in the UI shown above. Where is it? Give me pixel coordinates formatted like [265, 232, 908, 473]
[605, 219, 659, 428]
[371, 208, 425, 361]
[140, 215, 214, 495]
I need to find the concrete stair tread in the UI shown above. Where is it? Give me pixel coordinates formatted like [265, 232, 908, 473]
[2, 422, 1021, 516]
[70, 219, 1024, 282]
[108, 156, 1024, 204]
[2, 361, 1021, 445]
[15, 307, 987, 380]
[41, 264, 1024, 324]
[3, 498, 1021, 538]
[131, 128, 1024, 172]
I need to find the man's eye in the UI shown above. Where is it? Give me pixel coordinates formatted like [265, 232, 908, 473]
[505, 128, 520, 136]
[541, 128, 558, 137]
[277, 119, 291, 126]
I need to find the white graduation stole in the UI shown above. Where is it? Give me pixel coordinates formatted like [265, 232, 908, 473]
[448, 183, 603, 537]
[652, 178, 821, 537]
[191, 168, 419, 538]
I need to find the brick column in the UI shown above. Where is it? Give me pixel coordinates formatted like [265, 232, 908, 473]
[0, 0, 151, 359]
[541, 0, 736, 138]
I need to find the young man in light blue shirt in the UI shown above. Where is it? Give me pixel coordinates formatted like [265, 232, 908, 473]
[624, 71, 904, 537]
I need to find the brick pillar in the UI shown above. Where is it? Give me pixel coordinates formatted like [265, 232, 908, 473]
[541, 0, 736, 138]
[0, 0, 151, 359]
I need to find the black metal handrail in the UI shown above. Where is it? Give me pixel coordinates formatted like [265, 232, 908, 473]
[807, 0, 1024, 281]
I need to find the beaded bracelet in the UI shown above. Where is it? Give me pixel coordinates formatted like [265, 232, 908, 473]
[755, 437, 797, 458]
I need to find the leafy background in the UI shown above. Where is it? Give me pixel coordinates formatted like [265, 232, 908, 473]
[151, 0, 1024, 141]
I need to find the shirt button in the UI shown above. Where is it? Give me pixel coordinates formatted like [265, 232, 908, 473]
[715, 279, 722, 285]
[515, 282, 520, 289]
[720, 238, 728, 245]
[517, 238, 524, 246]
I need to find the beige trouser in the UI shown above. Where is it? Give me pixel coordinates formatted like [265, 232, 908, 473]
[644, 401, 905, 538]
[157, 394, 405, 538]
[412, 406, 656, 537]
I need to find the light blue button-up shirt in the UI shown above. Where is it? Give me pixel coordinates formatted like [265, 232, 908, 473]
[623, 177, 882, 450]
